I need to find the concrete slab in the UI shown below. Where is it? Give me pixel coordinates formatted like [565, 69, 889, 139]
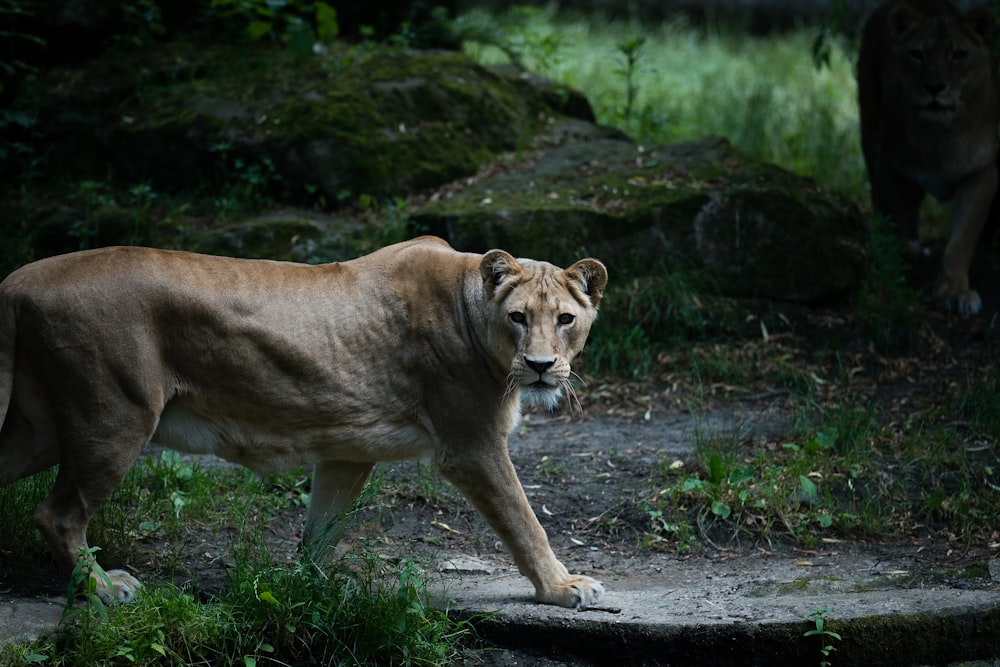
[0, 596, 63, 644]
[434, 551, 1000, 667]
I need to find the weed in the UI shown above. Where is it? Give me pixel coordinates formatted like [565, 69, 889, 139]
[58, 546, 113, 646]
[639, 404, 896, 550]
[126, 183, 157, 244]
[854, 215, 925, 355]
[209, 141, 284, 219]
[955, 373, 1000, 441]
[804, 607, 842, 667]
[3, 468, 474, 666]
[207, 0, 339, 57]
[458, 5, 567, 75]
[221, 535, 473, 666]
[615, 36, 646, 123]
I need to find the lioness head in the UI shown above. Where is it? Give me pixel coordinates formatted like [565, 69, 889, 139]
[888, 2, 997, 124]
[479, 250, 607, 410]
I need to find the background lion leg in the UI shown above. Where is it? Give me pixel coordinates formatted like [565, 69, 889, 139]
[438, 448, 604, 609]
[304, 460, 374, 558]
[938, 168, 998, 316]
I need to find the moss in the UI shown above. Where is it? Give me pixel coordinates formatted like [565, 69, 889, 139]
[15, 41, 554, 203]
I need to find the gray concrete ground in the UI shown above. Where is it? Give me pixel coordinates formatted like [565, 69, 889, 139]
[436, 551, 1000, 666]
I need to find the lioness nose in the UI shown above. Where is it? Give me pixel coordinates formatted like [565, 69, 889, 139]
[925, 83, 946, 97]
[525, 357, 555, 374]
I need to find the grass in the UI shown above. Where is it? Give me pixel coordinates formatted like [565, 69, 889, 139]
[460, 4, 866, 197]
[1, 545, 472, 666]
[0, 455, 475, 666]
[635, 391, 1000, 550]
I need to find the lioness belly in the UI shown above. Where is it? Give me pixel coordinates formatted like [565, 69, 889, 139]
[152, 398, 435, 472]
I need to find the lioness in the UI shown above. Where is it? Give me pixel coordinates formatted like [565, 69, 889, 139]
[0, 236, 608, 609]
[857, 0, 999, 316]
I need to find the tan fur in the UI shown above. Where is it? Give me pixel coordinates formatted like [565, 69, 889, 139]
[0, 236, 608, 608]
[858, 0, 999, 316]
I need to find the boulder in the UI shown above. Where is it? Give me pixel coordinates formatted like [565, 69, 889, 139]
[411, 135, 865, 303]
[12, 43, 593, 205]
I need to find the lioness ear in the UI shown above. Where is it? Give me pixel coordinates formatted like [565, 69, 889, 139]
[480, 250, 522, 298]
[888, 3, 922, 39]
[565, 258, 608, 308]
[965, 7, 997, 43]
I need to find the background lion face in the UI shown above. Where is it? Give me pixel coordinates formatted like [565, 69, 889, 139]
[889, 6, 995, 124]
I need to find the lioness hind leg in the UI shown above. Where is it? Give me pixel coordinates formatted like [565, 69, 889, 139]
[303, 460, 374, 559]
[438, 449, 605, 609]
[34, 437, 148, 604]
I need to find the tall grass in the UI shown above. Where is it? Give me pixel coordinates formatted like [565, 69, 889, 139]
[461, 5, 867, 199]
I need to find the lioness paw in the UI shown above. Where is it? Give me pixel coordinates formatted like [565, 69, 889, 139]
[537, 575, 605, 609]
[936, 284, 982, 317]
[92, 569, 142, 604]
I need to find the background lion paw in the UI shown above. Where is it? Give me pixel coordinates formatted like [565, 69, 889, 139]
[935, 285, 982, 317]
[537, 575, 605, 609]
[92, 569, 142, 604]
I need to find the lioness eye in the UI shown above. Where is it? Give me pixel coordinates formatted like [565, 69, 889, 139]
[558, 313, 575, 325]
[908, 48, 924, 63]
[510, 311, 526, 324]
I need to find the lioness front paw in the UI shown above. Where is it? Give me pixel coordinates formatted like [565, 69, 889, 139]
[935, 284, 982, 317]
[92, 568, 142, 604]
[536, 575, 605, 609]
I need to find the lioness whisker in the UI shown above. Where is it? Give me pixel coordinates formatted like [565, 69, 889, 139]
[503, 373, 519, 399]
[562, 379, 584, 417]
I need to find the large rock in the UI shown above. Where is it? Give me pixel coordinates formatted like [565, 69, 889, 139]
[411, 135, 865, 303]
[11, 43, 592, 205]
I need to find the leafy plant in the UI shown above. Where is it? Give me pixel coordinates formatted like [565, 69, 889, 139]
[60, 547, 113, 631]
[209, 141, 285, 218]
[0, 0, 44, 163]
[3, 475, 474, 666]
[615, 36, 646, 122]
[854, 214, 925, 355]
[456, 5, 565, 75]
[804, 607, 842, 667]
[208, 0, 339, 57]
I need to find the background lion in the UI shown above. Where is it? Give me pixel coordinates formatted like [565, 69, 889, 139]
[857, 0, 999, 316]
[0, 236, 608, 609]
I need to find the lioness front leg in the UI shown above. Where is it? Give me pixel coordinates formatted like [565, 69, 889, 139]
[937, 168, 997, 317]
[439, 448, 605, 608]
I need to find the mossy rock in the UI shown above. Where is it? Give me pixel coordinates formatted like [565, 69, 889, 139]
[411, 136, 866, 303]
[13, 41, 592, 206]
[190, 211, 371, 263]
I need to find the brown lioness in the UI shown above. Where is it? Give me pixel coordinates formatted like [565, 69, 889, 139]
[0, 236, 608, 608]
